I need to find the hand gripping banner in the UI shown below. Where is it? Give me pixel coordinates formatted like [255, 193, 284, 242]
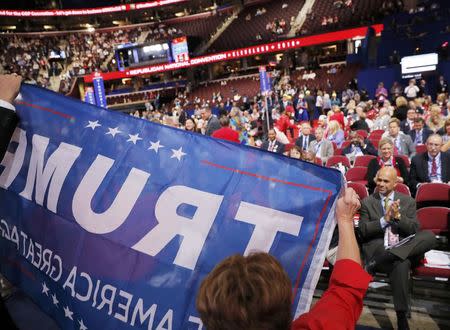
[0, 84, 343, 329]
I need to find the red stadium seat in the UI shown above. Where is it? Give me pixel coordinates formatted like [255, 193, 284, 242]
[416, 207, 449, 236]
[415, 144, 427, 154]
[368, 137, 380, 149]
[353, 155, 376, 167]
[334, 147, 343, 156]
[345, 167, 368, 186]
[416, 183, 450, 208]
[325, 155, 351, 168]
[284, 143, 295, 153]
[341, 140, 352, 149]
[356, 130, 368, 139]
[347, 182, 369, 200]
[315, 157, 323, 166]
[413, 264, 450, 279]
[396, 154, 410, 168]
[394, 183, 411, 196]
[369, 129, 385, 139]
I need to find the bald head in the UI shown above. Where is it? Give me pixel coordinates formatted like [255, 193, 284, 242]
[375, 167, 397, 195]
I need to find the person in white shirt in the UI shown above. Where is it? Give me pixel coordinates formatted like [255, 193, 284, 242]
[404, 79, 419, 99]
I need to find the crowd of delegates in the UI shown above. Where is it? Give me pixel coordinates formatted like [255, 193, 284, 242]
[132, 73, 450, 197]
[0, 26, 152, 87]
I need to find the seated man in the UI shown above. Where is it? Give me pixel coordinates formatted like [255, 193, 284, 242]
[359, 167, 436, 330]
[294, 122, 315, 151]
[408, 117, 432, 145]
[383, 118, 416, 157]
[409, 134, 450, 195]
[308, 127, 333, 164]
[342, 131, 377, 161]
[400, 108, 417, 135]
[197, 188, 372, 330]
[261, 128, 285, 154]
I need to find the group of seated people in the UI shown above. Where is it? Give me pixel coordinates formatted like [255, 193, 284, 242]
[321, 15, 340, 26]
[266, 18, 288, 35]
[264, 115, 449, 195]
[1, 62, 449, 329]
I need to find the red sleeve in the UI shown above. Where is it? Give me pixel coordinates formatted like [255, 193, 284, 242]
[292, 259, 372, 330]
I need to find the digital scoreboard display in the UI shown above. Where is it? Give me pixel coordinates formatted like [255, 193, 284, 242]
[115, 41, 171, 71]
[114, 36, 190, 71]
[401, 53, 438, 79]
[171, 36, 190, 63]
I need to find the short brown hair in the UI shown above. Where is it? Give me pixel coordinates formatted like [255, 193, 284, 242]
[196, 253, 292, 330]
[445, 118, 450, 129]
[388, 117, 400, 127]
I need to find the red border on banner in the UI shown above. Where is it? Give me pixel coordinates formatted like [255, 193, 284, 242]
[16, 101, 74, 120]
[200, 159, 335, 299]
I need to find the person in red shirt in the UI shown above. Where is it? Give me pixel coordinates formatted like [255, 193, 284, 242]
[329, 105, 345, 129]
[275, 107, 296, 144]
[211, 116, 240, 143]
[196, 188, 372, 330]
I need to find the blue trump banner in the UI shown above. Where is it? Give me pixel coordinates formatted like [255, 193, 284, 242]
[0, 84, 343, 329]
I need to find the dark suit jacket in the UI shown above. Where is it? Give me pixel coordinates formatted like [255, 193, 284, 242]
[342, 140, 377, 156]
[359, 192, 419, 261]
[400, 119, 414, 135]
[295, 134, 315, 150]
[261, 140, 285, 154]
[408, 128, 433, 145]
[409, 152, 450, 195]
[0, 106, 19, 161]
[366, 157, 409, 194]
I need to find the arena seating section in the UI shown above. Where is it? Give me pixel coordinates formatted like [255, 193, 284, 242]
[300, 0, 385, 35]
[209, 0, 306, 52]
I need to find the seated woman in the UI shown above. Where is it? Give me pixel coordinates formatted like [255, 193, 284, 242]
[325, 120, 345, 148]
[289, 145, 302, 159]
[366, 138, 409, 194]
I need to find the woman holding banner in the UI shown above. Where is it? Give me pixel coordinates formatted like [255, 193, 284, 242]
[197, 188, 372, 330]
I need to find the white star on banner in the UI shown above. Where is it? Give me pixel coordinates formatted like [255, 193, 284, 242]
[171, 147, 186, 161]
[85, 120, 101, 130]
[51, 294, 59, 306]
[79, 319, 88, 330]
[42, 282, 49, 296]
[63, 306, 74, 320]
[148, 140, 164, 153]
[127, 133, 143, 145]
[105, 127, 122, 138]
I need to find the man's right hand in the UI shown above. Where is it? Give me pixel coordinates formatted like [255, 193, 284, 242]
[0, 74, 22, 104]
